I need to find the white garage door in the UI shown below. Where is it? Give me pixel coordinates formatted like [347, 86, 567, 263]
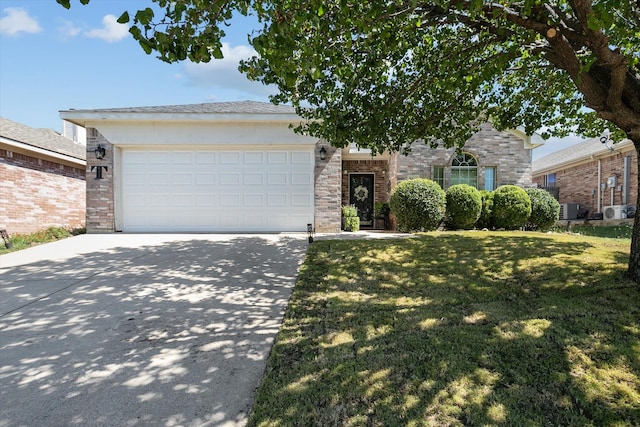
[120, 148, 314, 232]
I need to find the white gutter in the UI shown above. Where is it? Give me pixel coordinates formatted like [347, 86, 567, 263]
[0, 137, 85, 167]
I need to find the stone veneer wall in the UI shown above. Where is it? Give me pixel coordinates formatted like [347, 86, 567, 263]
[533, 147, 638, 213]
[0, 148, 85, 234]
[314, 141, 342, 232]
[86, 128, 115, 232]
[396, 123, 533, 189]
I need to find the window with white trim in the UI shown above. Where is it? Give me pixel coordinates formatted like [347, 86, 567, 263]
[451, 153, 478, 188]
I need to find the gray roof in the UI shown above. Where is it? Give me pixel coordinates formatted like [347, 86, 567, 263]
[60, 100, 296, 115]
[0, 117, 86, 161]
[532, 136, 633, 173]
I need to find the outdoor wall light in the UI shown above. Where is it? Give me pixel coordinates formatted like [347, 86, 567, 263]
[307, 223, 315, 244]
[319, 146, 327, 160]
[94, 144, 106, 160]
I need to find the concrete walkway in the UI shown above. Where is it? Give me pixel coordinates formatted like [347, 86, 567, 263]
[0, 234, 308, 427]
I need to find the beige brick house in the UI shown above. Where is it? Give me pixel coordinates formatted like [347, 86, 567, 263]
[0, 117, 86, 234]
[533, 137, 638, 220]
[60, 101, 538, 233]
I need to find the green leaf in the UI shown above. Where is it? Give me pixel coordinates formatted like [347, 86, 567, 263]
[56, 0, 71, 9]
[117, 11, 130, 24]
[134, 8, 154, 25]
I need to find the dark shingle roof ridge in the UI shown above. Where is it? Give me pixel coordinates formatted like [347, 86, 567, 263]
[0, 116, 86, 161]
[63, 100, 295, 115]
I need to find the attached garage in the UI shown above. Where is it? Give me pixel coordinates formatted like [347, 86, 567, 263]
[60, 101, 328, 233]
[120, 147, 314, 232]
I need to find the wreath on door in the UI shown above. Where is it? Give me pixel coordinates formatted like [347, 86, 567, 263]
[353, 185, 369, 202]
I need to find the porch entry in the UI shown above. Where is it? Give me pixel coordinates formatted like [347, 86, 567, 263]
[349, 173, 374, 228]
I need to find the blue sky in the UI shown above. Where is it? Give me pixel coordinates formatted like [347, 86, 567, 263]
[0, 0, 273, 132]
[0, 0, 582, 159]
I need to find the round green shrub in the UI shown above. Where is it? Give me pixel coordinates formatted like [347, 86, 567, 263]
[476, 190, 495, 230]
[445, 184, 482, 230]
[525, 188, 560, 231]
[492, 185, 532, 230]
[389, 178, 446, 232]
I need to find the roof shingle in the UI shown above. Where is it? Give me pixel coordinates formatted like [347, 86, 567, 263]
[0, 117, 86, 160]
[532, 137, 632, 173]
[60, 100, 296, 115]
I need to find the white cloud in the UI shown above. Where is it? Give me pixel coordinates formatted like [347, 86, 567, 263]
[57, 20, 82, 38]
[85, 14, 128, 43]
[182, 43, 277, 98]
[0, 7, 42, 36]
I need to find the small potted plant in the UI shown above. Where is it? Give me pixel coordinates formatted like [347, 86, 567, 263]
[341, 205, 360, 232]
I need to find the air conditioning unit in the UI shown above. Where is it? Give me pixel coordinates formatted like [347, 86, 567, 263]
[560, 203, 580, 220]
[603, 205, 626, 220]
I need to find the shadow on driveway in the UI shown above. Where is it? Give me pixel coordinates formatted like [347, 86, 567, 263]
[0, 234, 307, 427]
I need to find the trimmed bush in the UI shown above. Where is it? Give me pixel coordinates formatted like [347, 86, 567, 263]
[492, 185, 532, 230]
[525, 188, 561, 231]
[389, 178, 446, 232]
[445, 184, 482, 230]
[477, 190, 495, 230]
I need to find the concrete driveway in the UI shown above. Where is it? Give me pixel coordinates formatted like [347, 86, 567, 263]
[0, 234, 308, 427]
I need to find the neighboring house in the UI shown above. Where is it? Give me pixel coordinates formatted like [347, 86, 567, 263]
[0, 117, 86, 234]
[532, 137, 638, 220]
[60, 101, 539, 233]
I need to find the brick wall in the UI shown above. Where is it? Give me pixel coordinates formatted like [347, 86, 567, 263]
[341, 160, 390, 206]
[0, 148, 85, 234]
[533, 147, 638, 213]
[314, 141, 342, 232]
[85, 128, 115, 232]
[396, 123, 533, 188]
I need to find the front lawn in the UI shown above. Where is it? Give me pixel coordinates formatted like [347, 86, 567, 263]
[248, 231, 639, 426]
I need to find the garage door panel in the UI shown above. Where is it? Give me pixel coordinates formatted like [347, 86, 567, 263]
[267, 173, 288, 185]
[220, 172, 241, 185]
[121, 148, 314, 232]
[291, 194, 312, 206]
[244, 173, 264, 185]
[220, 152, 241, 164]
[267, 152, 288, 164]
[244, 194, 264, 206]
[291, 151, 312, 164]
[244, 152, 264, 163]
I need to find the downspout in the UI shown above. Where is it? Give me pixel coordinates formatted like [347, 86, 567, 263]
[623, 156, 631, 206]
[597, 159, 602, 213]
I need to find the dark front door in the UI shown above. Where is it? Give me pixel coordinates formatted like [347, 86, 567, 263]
[349, 173, 374, 228]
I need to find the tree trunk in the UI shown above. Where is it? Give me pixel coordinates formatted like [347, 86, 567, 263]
[628, 138, 640, 283]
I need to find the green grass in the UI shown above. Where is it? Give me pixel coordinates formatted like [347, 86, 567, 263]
[0, 226, 85, 255]
[248, 231, 639, 426]
[568, 223, 634, 239]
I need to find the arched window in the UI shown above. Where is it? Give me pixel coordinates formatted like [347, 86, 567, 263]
[451, 152, 478, 188]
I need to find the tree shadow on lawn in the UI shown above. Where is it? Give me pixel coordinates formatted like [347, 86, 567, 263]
[249, 232, 640, 426]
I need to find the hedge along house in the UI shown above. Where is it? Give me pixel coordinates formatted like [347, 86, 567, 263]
[0, 117, 86, 234]
[60, 101, 539, 234]
[532, 137, 638, 220]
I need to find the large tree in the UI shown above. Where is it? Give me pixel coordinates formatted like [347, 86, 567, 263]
[59, 0, 640, 282]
